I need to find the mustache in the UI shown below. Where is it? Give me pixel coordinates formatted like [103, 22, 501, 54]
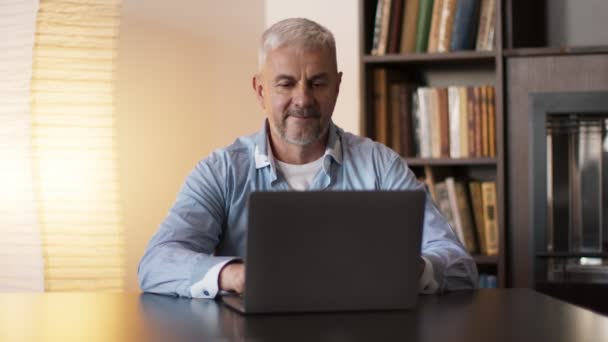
[285, 107, 321, 118]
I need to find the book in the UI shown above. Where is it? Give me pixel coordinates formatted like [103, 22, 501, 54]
[417, 87, 432, 158]
[474, 86, 482, 157]
[481, 181, 498, 255]
[467, 87, 476, 157]
[435, 181, 457, 234]
[415, 0, 435, 52]
[437, 87, 450, 157]
[429, 87, 441, 158]
[475, 0, 495, 51]
[436, 0, 457, 53]
[448, 86, 461, 158]
[411, 90, 421, 156]
[427, 0, 444, 53]
[484, 0, 496, 50]
[387, 0, 405, 54]
[373, 69, 389, 145]
[469, 181, 487, 254]
[458, 86, 469, 157]
[377, 0, 393, 55]
[481, 86, 489, 157]
[398, 84, 415, 156]
[488, 86, 496, 157]
[370, 0, 385, 55]
[450, 0, 481, 51]
[400, 0, 420, 54]
[389, 83, 403, 154]
[446, 177, 478, 253]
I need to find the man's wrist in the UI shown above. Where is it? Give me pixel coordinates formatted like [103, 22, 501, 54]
[219, 261, 244, 292]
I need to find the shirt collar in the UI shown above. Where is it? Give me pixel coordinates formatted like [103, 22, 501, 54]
[253, 119, 343, 170]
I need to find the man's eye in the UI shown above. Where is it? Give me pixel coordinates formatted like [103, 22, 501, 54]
[277, 83, 293, 88]
[312, 81, 327, 87]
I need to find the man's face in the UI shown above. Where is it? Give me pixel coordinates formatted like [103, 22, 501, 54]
[254, 46, 342, 146]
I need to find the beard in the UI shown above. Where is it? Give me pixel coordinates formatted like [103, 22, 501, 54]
[277, 106, 328, 146]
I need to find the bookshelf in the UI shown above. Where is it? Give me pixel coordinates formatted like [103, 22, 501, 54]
[359, 0, 506, 287]
[358, 0, 608, 298]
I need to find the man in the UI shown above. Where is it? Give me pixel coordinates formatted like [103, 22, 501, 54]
[138, 18, 477, 298]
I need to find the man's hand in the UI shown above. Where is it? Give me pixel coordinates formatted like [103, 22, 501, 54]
[219, 262, 245, 294]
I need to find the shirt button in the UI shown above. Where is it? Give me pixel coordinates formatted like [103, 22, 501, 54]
[203, 290, 210, 296]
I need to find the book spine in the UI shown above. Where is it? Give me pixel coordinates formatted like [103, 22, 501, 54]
[399, 85, 414, 156]
[438, 87, 450, 158]
[484, 0, 496, 50]
[469, 181, 487, 254]
[445, 177, 467, 248]
[387, 0, 405, 54]
[437, 0, 457, 53]
[488, 86, 496, 157]
[475, 0, 491, 51]
[400, 0, 421, 54]
[415, 0, 435, 52]
[435, 181, 459, 239]
[458, 87, 469, 157]
[474, 86, 482, 157]
[390, 83, 402, 154]
[448, 86, 460, 158]
[467, 87, 476, 157]
[371, 0, 385, 55]
[481, 86, 489, 157]
[373, 69, 389, 146]
[427, 0, 444, 53]
[417, 87, 432, 158]
[455, 181, 478, 253]
[481, 181, 498, 255]
[411, 90, 421, 157]
[450, 0, 480, 51]
[378, 0, 393, 55]
[429, 88, 441, 158]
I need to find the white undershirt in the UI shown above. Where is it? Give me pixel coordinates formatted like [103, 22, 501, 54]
[275, 156, 324, 191]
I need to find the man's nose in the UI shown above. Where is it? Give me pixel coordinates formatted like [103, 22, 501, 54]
[292, 83, 314, 107]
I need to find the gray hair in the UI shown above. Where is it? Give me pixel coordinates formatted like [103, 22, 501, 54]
[258, 18, 337, 70]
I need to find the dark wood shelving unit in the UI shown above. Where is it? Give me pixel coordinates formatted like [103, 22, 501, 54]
[363, 51, 496, 63]
[359, 0, 608, 294]
[473, 255, 499, 265]
[503, 45, 608, 57]
[359, 0, 507, 287]
[405, 158, 497, 167]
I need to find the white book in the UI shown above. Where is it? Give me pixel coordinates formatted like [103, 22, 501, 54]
[417, 87, 432, 158]
[448, 86, 461, 158]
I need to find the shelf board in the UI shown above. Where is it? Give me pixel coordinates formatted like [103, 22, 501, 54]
[504, 45, 608, 57]
[474, 255, 499, 265]
[536, 252, 608, 259]
[404, 158, 497, 166]
[363, 51, 496, 64]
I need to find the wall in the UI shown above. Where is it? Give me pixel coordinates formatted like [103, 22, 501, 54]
[546, 0, 608, 47]
[116, 0, 265, 291]
[116, 0, 361, 291]
[264, 0, 361, 134]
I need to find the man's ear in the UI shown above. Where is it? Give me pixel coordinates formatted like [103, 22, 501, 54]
[336, 71, 343, 95]
[252, 74, 266, 110]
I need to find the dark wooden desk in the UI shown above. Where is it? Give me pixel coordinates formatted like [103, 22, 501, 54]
[1, 289, 607, 341]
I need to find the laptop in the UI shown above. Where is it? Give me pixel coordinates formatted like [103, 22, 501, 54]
[221, 190, 426, 314]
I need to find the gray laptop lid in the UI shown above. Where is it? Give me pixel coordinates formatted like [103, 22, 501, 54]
[236, 191, 425, 314]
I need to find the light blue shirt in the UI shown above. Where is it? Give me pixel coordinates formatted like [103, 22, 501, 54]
[138, 120, 478, 297]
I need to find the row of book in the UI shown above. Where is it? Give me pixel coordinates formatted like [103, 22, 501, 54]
[429, 177, 498, 256]
[373, 71, 496, 159]
[478, 273, 497, 288]
[370, 0, 496, 55]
